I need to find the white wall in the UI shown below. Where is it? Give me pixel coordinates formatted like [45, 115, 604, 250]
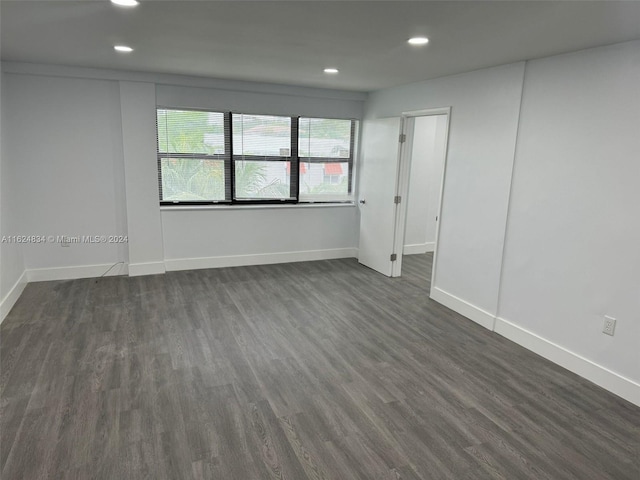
[404, 114, 447, 254]
[496, 41, 640, 386]
[427, 116, 447, 249]
[0, 64, 364, 285]
[156, 83, 362, 120]
[162, 205, 357, 270]
[3, 73, 128, 280]
[365, 63, 526, 326]
[120, 81, 163, 276]
[0, 70, 27, 319]
[404, 116, 435, 253]
[156, 83, 362, 267]
[364, 42, 640, 405]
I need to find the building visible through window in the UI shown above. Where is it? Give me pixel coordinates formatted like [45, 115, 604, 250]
[157, 108, 356, 205]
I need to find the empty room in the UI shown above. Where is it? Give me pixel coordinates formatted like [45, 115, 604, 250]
[1, 1, 639, 479]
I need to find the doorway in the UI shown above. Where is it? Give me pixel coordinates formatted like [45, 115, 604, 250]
[357, 108, 450, 279]
[392, 108, 450, 278]
[402, 114, 448, 255]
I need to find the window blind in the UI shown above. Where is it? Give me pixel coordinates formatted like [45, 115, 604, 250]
[298, 117, 355, 203]
[157, 108, 231, 204]
[156, 108, 357, 206]
[232, 114, 298, 202]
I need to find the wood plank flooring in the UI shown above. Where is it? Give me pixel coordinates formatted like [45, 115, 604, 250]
[1, 254, 639, 479]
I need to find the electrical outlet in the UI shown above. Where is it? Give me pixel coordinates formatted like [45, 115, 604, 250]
[602, 316, 616, 336]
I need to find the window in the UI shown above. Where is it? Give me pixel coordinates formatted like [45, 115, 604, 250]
[232, 114, 296, 202]
[298, 117, 355, 202]
[157, 108, 356, 205]
[157, 108, 230, 203]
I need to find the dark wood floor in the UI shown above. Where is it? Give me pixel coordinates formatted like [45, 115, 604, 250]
[1, 254, 638, 479]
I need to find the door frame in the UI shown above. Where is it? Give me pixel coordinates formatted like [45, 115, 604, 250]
[391, 107, 451, 282]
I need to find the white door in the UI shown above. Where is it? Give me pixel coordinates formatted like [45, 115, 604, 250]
[358, 117, 403, 276]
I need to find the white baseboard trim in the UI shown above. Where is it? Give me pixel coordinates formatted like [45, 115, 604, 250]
[128, 261, 165, 277]
[495, 317, 640, 407]
[1, 270, 28, 323]
[428, 286, 640, 406]
[165, 247, 358, 272]
[403, 242, 435, 255]
[429, 286, 496, 330]
[27, 262, 129, 282]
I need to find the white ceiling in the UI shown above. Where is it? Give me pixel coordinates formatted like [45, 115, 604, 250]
[2, 1, 640, 92]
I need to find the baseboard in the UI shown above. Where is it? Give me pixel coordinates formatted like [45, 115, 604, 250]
[429, 286, 496, 330]
[494, 317, 640, 407]
[0, 270, 28, 323]
[403, 242, 435, 255]
[128, 261, 165, 277]
[17, 249, 355, 282]
[164, 247, 358, 272]
[429, 286, 640, 406]
[27, 262, 129, 282]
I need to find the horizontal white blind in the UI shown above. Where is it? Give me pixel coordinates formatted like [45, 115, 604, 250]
[298, 117, 352, 159]
[232, 114, 296, 201]
[157, 108, 230, 203]
[298, 117, 355, 203]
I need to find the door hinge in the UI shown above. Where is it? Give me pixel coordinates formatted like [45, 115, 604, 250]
[390, 253, 397, 261]
[399, 134, 406, 143]
[394, 195, 401, 204]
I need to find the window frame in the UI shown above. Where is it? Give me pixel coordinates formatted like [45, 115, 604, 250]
[298, 116, 356, 203]
[157, 107, 357, 206]
[157, 107, 231, 206]
[231, 113, 299, 205]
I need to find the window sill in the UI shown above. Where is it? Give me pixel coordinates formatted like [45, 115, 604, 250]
[160, 202, 356, 212]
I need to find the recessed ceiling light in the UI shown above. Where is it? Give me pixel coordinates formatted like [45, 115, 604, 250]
[114, 45, 134, 53]
[111, 0, 139, 6]
[408, 37, 430, 46]
[324, 68, 339, 74]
